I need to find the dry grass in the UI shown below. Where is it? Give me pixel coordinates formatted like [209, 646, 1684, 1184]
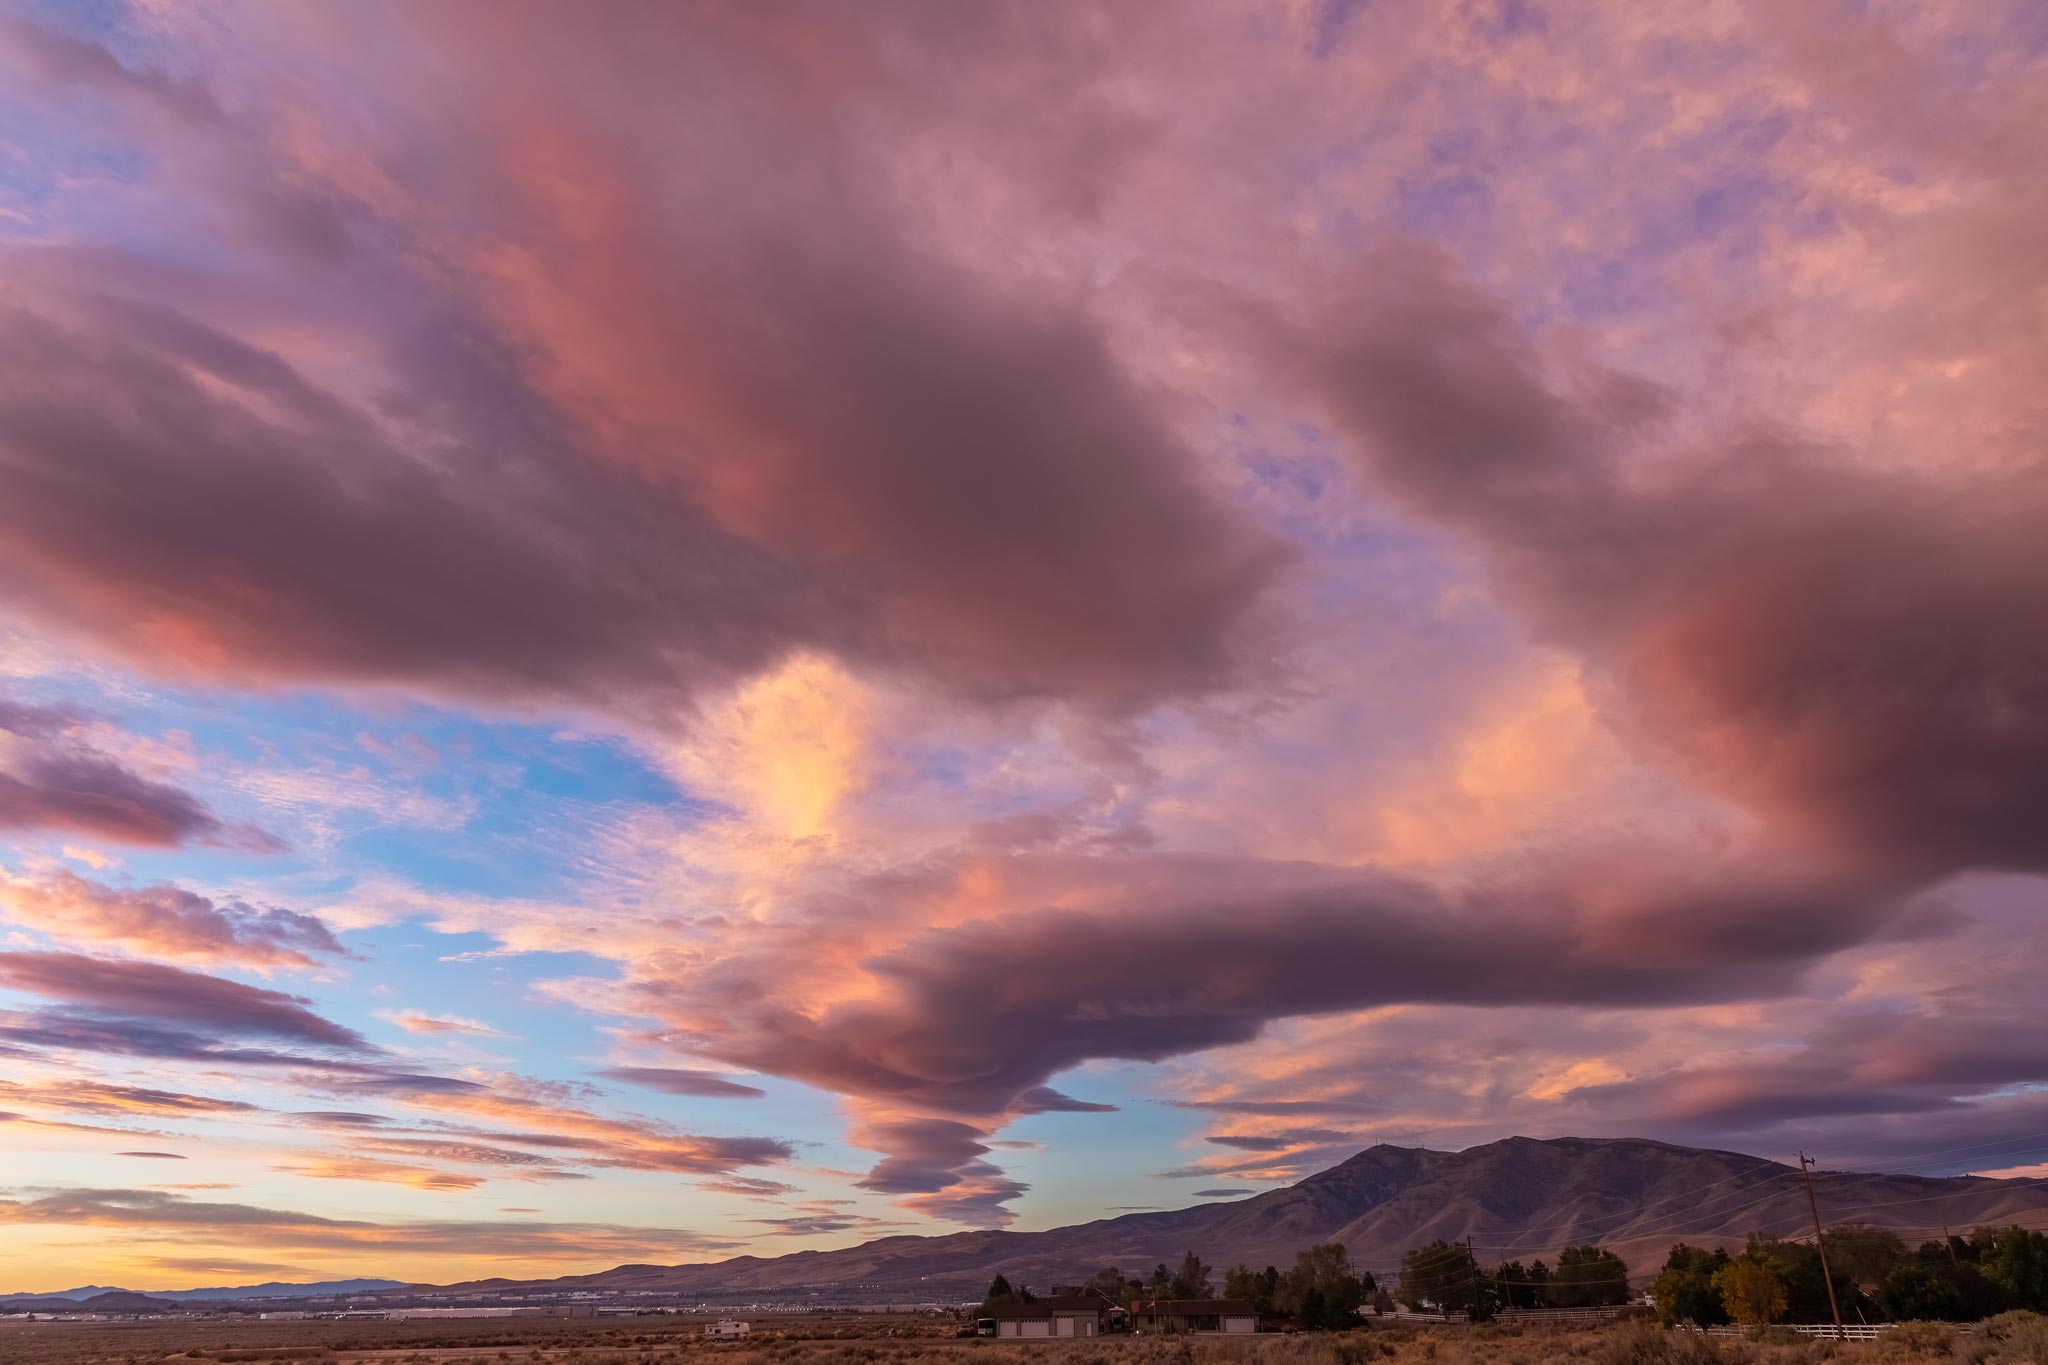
[6, 1314, 2045, 1365]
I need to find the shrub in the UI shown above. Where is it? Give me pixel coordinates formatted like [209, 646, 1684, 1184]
[1979, 1310, 2048, 1365]
[1864, 1321, 1954, 1361]
[1593, 1319, 1667, 1365]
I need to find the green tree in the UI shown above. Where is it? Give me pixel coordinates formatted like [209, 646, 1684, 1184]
[1982, 1227, 2048, 1311]
[1491, 1261, 1530, 1311]
[1170, 1250, 1213, 1299]
[1824, 1225, 1907, 1288]
[1277, 1242, 1368, 1328]
[1149, 1263, 1173, 1295]
[1083, 1267, 1132, 1305]
[1224, 1264, 1272, 1315]
[981, 1273, 1018, 1312]
[1653, 1245, 1732, 1327]
[1549, 1244, 1631, 1308]
[1399, 1240, 1482, 1317]
[1743, 1232, 1866, 1323]
[1715, 1259, 1788, 1328]
[1879, 1261, 1966, 1322]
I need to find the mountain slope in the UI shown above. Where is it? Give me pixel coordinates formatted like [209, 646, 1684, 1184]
[439, 1137, 2048, 1296]
[0, 1277, 406, 1305]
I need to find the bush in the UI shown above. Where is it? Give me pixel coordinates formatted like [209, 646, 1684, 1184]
[1979, 1310, 2048, 1364]
[1864, 1321, 1954, 1361]
[1593, 1319, 1667, 1365]
[1665, 1330, 1726, 1365]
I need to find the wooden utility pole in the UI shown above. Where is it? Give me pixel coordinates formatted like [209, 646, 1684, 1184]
[1798, 1152, 1845, 1340]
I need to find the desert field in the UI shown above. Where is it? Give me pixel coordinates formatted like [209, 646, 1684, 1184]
[5, 1315, 2046, 1365]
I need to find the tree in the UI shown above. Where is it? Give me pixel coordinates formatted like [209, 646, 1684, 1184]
[1549, 1244, 1631, 1308]
[1824, 1225, 1907, 1288]
[981, 1273, 1018, 1311]
[1743, 1233, 1865, 1324]
[1170, 1250, 1214, 1299]
[1399, 1240, 1482, 1317]
[1083, 1267, 1133, 1305]
[1715, 1259, 1788, 1328]
[1879, 1261, 1966, 1322]
[1491, 1260, 1547, 1311]
[1981, 1226, 2048, 1311]
[1149, 1263, 1173, 1295]
[1654, 1245, 1732, 1327]
[1277, 1243, 1368, 1328]
[1224, 1264, 1272, 1315]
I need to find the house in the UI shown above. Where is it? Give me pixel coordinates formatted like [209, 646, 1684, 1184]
[1133, 1298, 1261, 1334]
[989, 1296, 1112, 1338]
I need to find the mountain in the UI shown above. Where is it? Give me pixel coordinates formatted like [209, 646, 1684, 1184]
[155, 1278, 407, 1301]
[76, 1291, 177, 1312]
[1, 1278, 405, 1305]
[0, 1285, 124, 1303]
[436, 1136, 2048, 1297]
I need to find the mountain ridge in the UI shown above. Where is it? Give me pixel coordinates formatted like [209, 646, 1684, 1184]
[424, 1136, 2048, 1297]
[0, 1277, 406, 1304]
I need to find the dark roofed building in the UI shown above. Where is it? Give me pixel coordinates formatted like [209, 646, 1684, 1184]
[990, 1296, 1114, 1338]
[1134, 1298, 1260, 1334]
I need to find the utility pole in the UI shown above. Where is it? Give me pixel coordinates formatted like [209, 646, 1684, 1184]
[1798, 1152, 1845, 1341]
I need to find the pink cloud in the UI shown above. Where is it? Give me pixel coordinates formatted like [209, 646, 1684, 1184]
[1, 871, 346, 968]
[0, 697, 280, 852]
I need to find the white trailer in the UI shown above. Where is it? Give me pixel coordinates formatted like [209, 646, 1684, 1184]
[706, 1320, 751, 1340]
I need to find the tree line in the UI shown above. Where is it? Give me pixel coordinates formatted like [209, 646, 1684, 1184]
[980, 1243, 1382, 1330]
[1395, 1240, 1632, 1317]
[1654, 1225, 2048, 1327]
[979, 1222, 2048, 1330]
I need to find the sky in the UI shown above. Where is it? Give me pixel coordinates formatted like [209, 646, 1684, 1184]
[0, 0, 2046, 1295]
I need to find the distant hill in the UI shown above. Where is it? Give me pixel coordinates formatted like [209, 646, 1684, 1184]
[156, 1278, 408, 1301]
[77, 1290, 177, 1312]
[1, 1277, 405, 1305]
[0, 1285, 124, 1303]
[430, 1136, 2048, 1297]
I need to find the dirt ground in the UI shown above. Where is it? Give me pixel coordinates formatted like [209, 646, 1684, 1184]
[5, 1313, 2046, 1365]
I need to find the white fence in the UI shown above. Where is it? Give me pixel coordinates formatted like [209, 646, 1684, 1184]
[1496, 1308, 1634, 1326]
[1691, 1324, 1893, 1341]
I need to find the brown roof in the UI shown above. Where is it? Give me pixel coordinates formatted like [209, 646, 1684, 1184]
[989, 1297, 1106, 1319]
[1137, 1299, 1259, 1316]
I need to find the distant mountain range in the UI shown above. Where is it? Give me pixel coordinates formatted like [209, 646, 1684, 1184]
[0, 1278, 405, 1307]
[431, 1136, 2048, 1297]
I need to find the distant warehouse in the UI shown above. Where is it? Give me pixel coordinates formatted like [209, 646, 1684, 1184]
[385, 1306, 598, 1320]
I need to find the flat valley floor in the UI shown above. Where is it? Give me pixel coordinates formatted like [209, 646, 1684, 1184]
[6, 1313, 2046, 1365]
